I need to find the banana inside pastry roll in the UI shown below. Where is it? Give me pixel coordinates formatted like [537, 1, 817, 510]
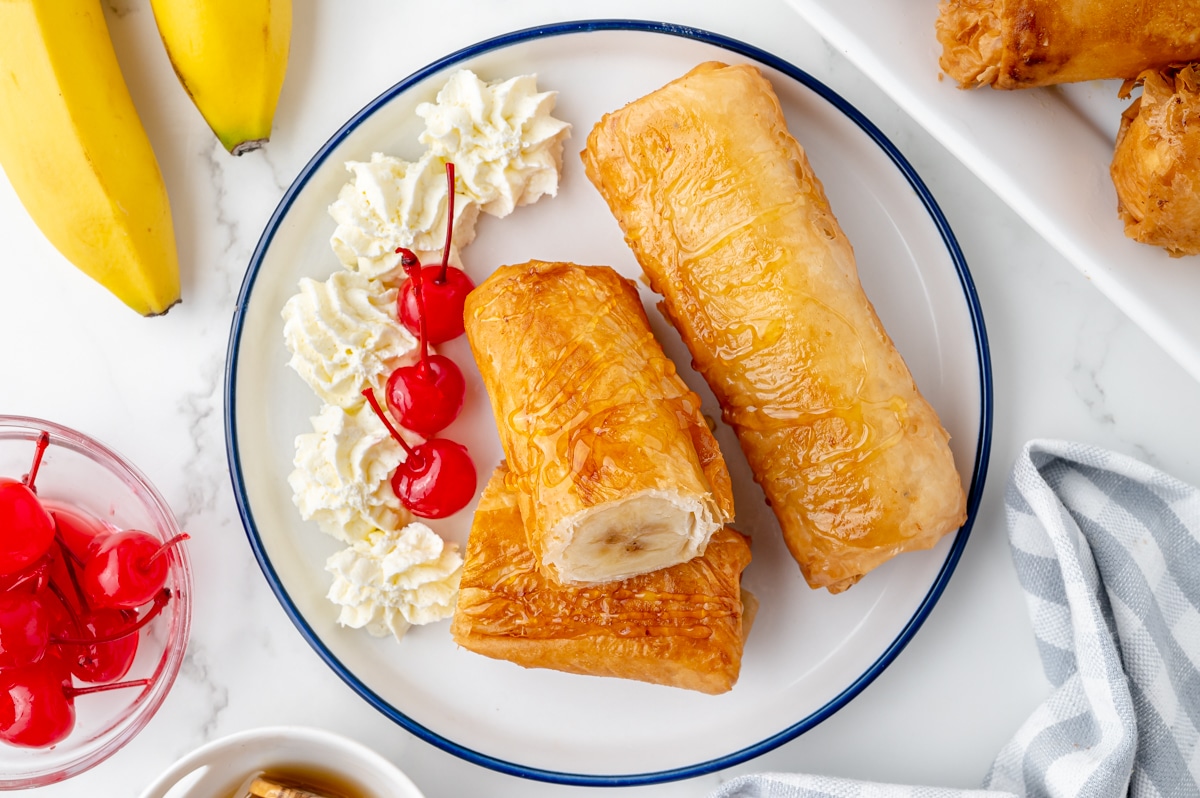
[581, 62, 968, 593]
[464, 260, 734, 585]
[937, 0, 1200, 89]
[451, 466, 752, 694]
[1111, 64, 1200, 258]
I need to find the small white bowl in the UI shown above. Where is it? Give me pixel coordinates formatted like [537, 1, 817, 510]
[137, 726, 424, 798]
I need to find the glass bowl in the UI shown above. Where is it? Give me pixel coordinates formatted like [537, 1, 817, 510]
[0, 416, 192, 789]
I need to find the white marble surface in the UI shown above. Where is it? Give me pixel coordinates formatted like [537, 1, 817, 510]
[2, 0, 1199, 795]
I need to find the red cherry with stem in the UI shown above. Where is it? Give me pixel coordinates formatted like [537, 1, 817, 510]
[0, 591, 51, 668]
[397, 162, 475, 344]
[59, 607, 139, 684]
[50, 591, 170, 684]
[80, 531, 189, 610]
[0, 656, 75, 748]
[0, 432, 55, 576]
[0, 655, 151, 748]
[362, 389, 477, 518]
[386, 253, 466, 436]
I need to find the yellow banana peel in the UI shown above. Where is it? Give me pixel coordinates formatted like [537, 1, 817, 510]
[150, 0, 292, 155]
[0, 0, 181, 316]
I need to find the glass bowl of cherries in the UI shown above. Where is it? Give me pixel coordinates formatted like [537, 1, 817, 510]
[0, 415, 191, 789]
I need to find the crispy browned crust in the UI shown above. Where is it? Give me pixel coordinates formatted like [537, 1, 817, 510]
[1111, 64, 1200, 257]
[580, 62, 967, 593]
[937, 0, 1200, 89]
[463, 260, 735, 584]
[451, 466, 752, 694]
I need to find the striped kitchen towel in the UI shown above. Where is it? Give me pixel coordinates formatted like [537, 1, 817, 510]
[712, 439, 1200, 798]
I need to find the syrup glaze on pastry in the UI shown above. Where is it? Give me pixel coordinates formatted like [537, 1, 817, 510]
[451, 465, 751, 694]
[464, 260, 734, 585]
[581, 62, 967, 593]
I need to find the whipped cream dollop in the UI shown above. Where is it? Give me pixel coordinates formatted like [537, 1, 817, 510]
[329, 151, 480, 280]
[288, 403, 413, 543]
[325, 522, 463, 641]
[286, 69, 570, 643]
[417, 70, 571, 218]
[281, 270, 416, 408]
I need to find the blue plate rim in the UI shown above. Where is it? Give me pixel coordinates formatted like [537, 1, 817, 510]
[224, 18, 994, 787]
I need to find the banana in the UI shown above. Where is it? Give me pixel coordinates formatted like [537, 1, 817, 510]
[553, 493, 714, 584]
[0, 0, 181, 316]
[150, 0, 291, 155]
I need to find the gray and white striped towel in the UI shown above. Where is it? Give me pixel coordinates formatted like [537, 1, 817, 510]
[713, 439, 1200, 798]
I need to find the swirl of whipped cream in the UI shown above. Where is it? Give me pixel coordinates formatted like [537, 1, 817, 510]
[281, 270, 416, 408]
[416, 70, 571, 218]
[288, 403, 414, 543]
[325, 522, 463, 641]
[328, 151, 479, 280]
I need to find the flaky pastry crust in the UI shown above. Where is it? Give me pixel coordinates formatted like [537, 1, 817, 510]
[581, 62, 967, 593]
[937, 0, 1200, 89]
[1112, 64, 1200, 257]
[464, 261, 734, 585]
[451, 466, 751, 694]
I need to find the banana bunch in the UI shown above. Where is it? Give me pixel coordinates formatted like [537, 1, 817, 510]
[0, 1, 181, 316]
[150, 0, 292, 155]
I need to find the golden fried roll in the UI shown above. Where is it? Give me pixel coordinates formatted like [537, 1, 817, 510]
[451, 466, 751, 694]
[581, 62, 967, 593]
[464, 260, 734, 585]
[1111, 64, 1200, 257]
[937, 0, 1200, 89]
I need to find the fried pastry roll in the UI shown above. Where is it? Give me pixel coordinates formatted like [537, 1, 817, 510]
[464, 260, 734, 585]
[581, 62, 967, 593]
[1111, 64, 1200, 257]
[451, 466, 751, 694]
[936, 0, 1200, 89]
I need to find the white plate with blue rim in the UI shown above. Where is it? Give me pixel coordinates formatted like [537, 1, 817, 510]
[225, 20, 993, 786]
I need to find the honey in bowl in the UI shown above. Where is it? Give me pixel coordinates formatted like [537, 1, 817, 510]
[235, 767, 364, 798]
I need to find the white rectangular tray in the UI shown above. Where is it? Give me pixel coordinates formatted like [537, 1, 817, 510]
[785, 0, 1200, 382]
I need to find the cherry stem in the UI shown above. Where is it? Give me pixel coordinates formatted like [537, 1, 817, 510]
[362, 388, 416, 459]
[67, 678, 152, 699]
[144, 533, 190, 570]
[23, 431, 49, 490]
[398, 252, 432, 370]
[45, 579, 83, 636]
[53, 522, 90, 612]
[52, 589, 172, 645]
[438, 162, 455, 284]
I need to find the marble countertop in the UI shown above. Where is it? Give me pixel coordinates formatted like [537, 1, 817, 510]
[3, 0, 1200, 795]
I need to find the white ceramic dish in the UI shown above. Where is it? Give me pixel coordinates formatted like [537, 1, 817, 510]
[137, 726, 424, 798]
[784, 0, 1200, 383]
[226, 21, 991, 785]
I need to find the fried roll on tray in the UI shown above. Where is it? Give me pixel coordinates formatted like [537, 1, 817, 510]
[464, 260, 734, 585]
[1111, 64, 1200, 257]
[936, 0, 1200, 89]
[451, 465, 751, 694]
[581, 62, 967, 593]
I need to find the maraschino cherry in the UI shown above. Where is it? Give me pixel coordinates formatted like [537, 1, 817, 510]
[44, 501, 107, 560]
[362, 389, 476, 519]
[80, 530, 189, 610]
[0, 592, 51, 669]
[0, 433, 55, 577]
[51, 589, 171, 684]
[397, 162, 475, 344]
[0, 654, 150, 748]
[386, 250, 466, 436]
